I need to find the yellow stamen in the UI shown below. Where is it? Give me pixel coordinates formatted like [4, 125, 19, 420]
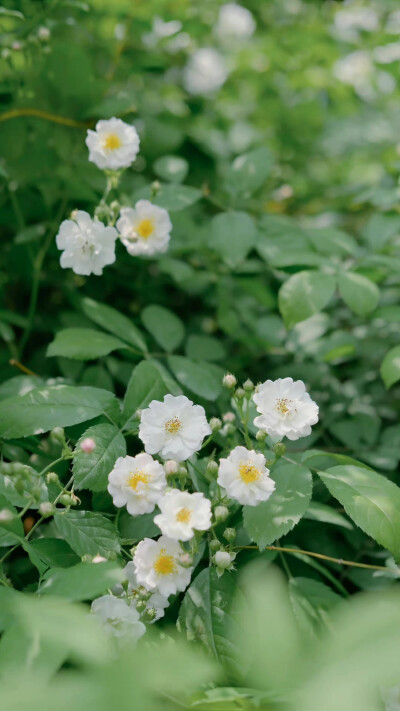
[103, 133, 122, 150]
[153, 549, 177, 576]
[165, 417, 182, 435]
[276, 398, 290, 415]
[239, 463, 261, 484]
[137, 218, 154, 239]
[128, 471, 149, 491]
[176, 507, 191, 524]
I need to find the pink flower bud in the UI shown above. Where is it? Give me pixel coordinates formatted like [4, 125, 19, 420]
[80, 437, 96, 454]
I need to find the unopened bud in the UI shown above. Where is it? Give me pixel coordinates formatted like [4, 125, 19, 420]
[235, 387, 245, 401]
[164, 460, 178, 476]
[136, 599, 147, 612]
[92, 555, 107, 563]
[206, 460, 219, 477]
[46, 471, 60, 485]
[39, 502, 55, 518]
[59, 493, 76, 506]
[80, 437, 96, 454]
[50, 427, 65, 445]
[179, 552, 193, 568]
[134, 409, 142, 419]
[209, 417, 222, 432]
[214, 505, 229, 523]
[223, 373, 237, 389]
[223, 412, 235, 423]
[209, 538, 222, 553]
[144, 607, 157, 622]
[38, 26, 50, 40]
[0, 509, 15, 524]
[222, 423, 235, 437]
[223, 527, 236, 543]
[243, 379, 254, 393]
[256, 429, 267, 442]
[274, 442, 286, 458]
[214, 550, 234, 569]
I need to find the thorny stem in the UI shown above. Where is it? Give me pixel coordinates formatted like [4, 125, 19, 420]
[234, 545, 393, 573]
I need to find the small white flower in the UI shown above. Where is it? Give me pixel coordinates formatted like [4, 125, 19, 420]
[56, 211, 117, 276]
[216, 3, 255, 41]
[218, 446, 275, 506]
[183, 48, 228, 95]
[133, 535, 192, 597]
[123, 561, 169, 621]
[107, 453, 166, 515]
[86, 117, 140, 171]
[253, 377, 319, 441]
[139, 394, 211, 462]
[116, 200, 172, 256]
[91, 595, 146, 641]
[154, 489, 212, 541]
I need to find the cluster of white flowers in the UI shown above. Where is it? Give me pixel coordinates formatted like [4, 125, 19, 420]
[56, 118, 172, 276]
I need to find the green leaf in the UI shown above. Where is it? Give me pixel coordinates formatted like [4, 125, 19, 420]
[289, 577, 343, 637]
[0, 495, 23, 547]
[338, 272, 380, 317]
[141, 304, 185, 352]
[178, 567, 243, 671]
[40, 562, 124, 601]
[319, 465, 400, 562]
[14, 224, 46, 245]
[73, 424, 126, 491]
[306, 228, 357, 256]
[133, 183, 202, 211]
[28, 538, 79, 568]
[153, 155, 188, 184]
[381, 346, 400, 388]
[303, 501, 353, 530]
[81, 297, 147, 352]
[185, 335, 226, 362]
[278, 271, 336, 328]
[167, 355, 224, 401]
[243, 461, 313, 548]
[47, 328, 128, 360]
[0, 385, 116, 439]
[54, 510, 121, 558]
[225, 147, 272, 196]
[118, 510, 159, 542]
[122, 359, 173, 426]
[210, 211, 257, 268]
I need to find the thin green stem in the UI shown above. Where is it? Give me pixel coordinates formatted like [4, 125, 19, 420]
[234, 545, 392, 573]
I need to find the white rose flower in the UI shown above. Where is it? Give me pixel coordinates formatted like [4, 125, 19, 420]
[116, 200, 172, 256]
[86, 117, 140, 171]
[107, 453, 166, 515]
[253, 377, 319, 441]
[154, 489, 212, 541]
[183, 48, 228, 95]
[133, 535, 192, 597]
[217, 446, 275, 506]
[216, 3, 255, 41]
[91, 594, 146, 641]
[139, 394, 211, 462]
[123, 561, 169, 621]
[56, 211, 117, 276]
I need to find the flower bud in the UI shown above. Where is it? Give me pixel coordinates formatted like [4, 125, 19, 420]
[274, 442, 286, 458]
[144, 607, 157, 622]
[214, 551, 234, 569]
[46, 471, 60, 485]
[223, 527, 236, 543]
[92, 555, 107, 563]
[223, 412, 235, 423]
[179, 552, 193, 568]
[0, 509, 15, 524]
[243, 379, 254, 393]
[38, 26, 50, 40]
[39, 502, 55, 518]
[164, 460, 178, 476]
[222, 423, 235, 437]
[206, 460, 219, 477]
[134, 409, 142, 420]
[50, 427, 65, 445]
[59, 493, 76, 506]
[223, 373, 237, 389]
[136, 599, 147, 612]
[80, 437, 96, 454]
[209, 538, 222, 553]
[256, 429, 267, 442]
[235, 387, 245, 401]
[214, 505, 229, 523]
[209, 417, 222, 432]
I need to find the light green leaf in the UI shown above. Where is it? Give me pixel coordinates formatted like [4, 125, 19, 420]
[303, 501, 353, 530]
[319, 465, 400, 561]
[185, 335, 226, 362]
[338, 272, 380, 316]
[81, 297, 147, 352]
[278, 271, 336, 328]
[73, 424, 126, 491]
[306, 228, 357, 256]
[243, 461, 313, 548]
[47, 328, 128, 360]
[153, 155, 188, 184]
[381, 346, 400, 389]
[210, 211, 257, 268]
[289, 577, 343, 638]
[40, 562, 124, 601]
[133, 182, 202, 211]
[54, 510, 121, 558]
[167, 355, 224, 401]
[0, 385, 116, 439]
[225, 146, 272, 196]
[14, 224, 46, 245]
[141, 304, 185, 352]
[122, 359, 175, 426]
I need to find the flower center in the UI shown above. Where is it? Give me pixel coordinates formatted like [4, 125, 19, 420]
[137, 219, 154, 239]
[176, 507, 191, 524]
[103, 133, 122, 151]
[238, 463, 261, 484]
[127, 471, 149, 491]
[276, 398, 291, 415]
[165, 416, 182, 435]
[153, 549, 177, 576]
